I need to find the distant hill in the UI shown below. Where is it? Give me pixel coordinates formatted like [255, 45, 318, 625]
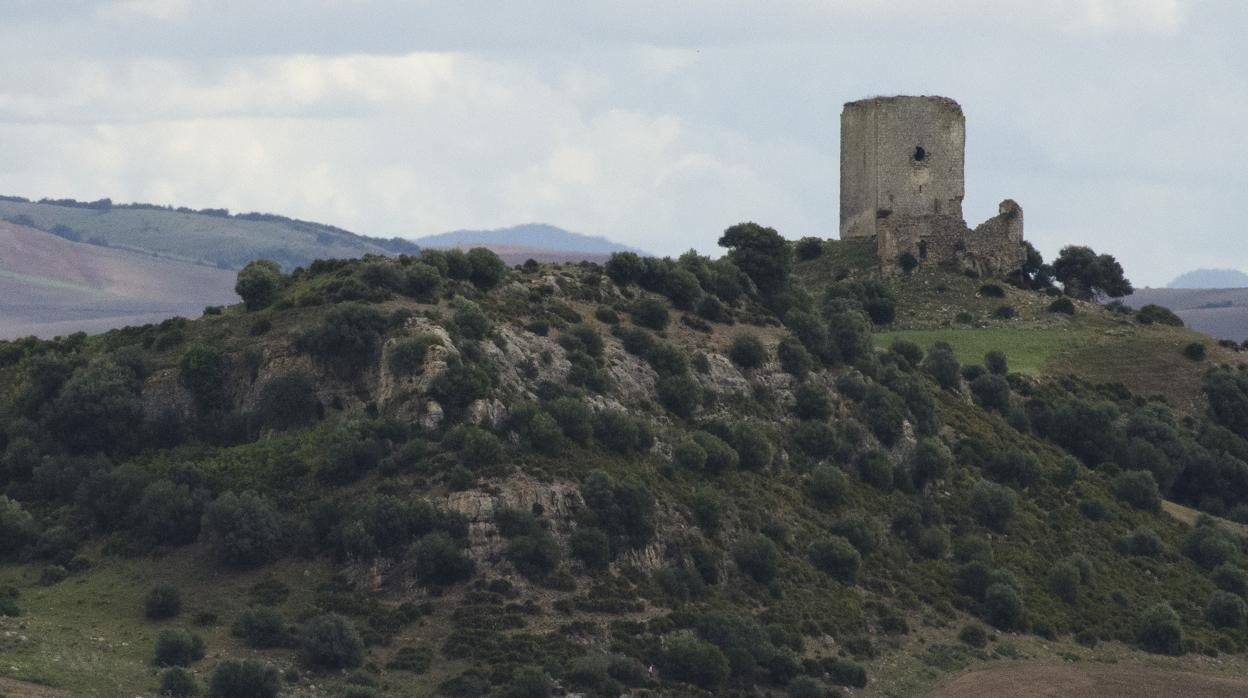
[414, 223, 646, 259]
[0, 220, 237, 338]
[1169, 268, 1248, 288]
[1125, 287, 1248, 342]
[0, 195, 419, 271]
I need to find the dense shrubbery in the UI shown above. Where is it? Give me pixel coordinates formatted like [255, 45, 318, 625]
[145, 585, 182, 619]
[297, 303, 389, 377]
[201, 491, 284, 568]
[728, 333, 767, 369]
[208, 659, 280, 698]
[808, 536, 860, 584]
[299, 613, 364, 670]
[153, 628, 205, 667]
[1137, 602, 1184, 655]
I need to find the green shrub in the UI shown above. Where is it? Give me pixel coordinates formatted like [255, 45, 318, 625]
[202, 491, 283, 569]
[1183, 342, 1206, 361]
[593, 411, 652, 455]
[459, 427, 502, 468]
[659, 636, 729, 690]
[862, 385, 908, 446]
[830, 513, 881, 557]
[1078, 498, 1108, 521]
[387, 334, 442, 376]
[1048, 561, 1082, 604]
[1137, 602, 1183, 655]
[857, 450, 893, 491]
[502, 666, 552, 698]
[984, 351, 1008, 375]
[970, 373, 1011, 412]
[728, 333, 767, 369]
[633, 299, 670, 331]
[1212, 564, 1248, 597]
[793, 384, 831, 421]
[917, 527, 950, 560]
[1182, 525, 1239, 569]
[579, 471, 657, 551]
[1048, 297, 1076, 315]
[255, 371, 320, 430]
[1136, 304, 1183, 326]
[466, 248, 506, 289]
[777, 336, 815, 378]
[545, 397, 593, 444]
[733, 533, 779, 584]
[570, 527, 610, 571]
[673, 438, 708, 471]
[1206, 591, 1246, 629]
[234, 606, 287, 648]
[823, 657, 867, 688]
[808, 536, 860, 584]
[792, 421, 840, 459]
[1113, 470, 1161, 512]
[690, 490, 722, 533]
[208, 659, 280, 698]
[0, 496, 35, 561]
[404, 263, 442, 299]
[984, 449, 1041, 489]
[506, 532, 562, 580]
[645, 342, 688, 376]
[409, 532, 474, 586]
[794, 237, 824, 261]
[958, 623, 988, 648]
[922, 342, 961, 390]
[145, 586, 182, 620]
[178, 345, 226, 411]
[734, 423, 774, 470]
[787, 675, 823, 698]
[656, 374, 702, 418]
[890, 339, 924, 367]
[297, 302, 389, 377]
[160, 666, 199, 696]
[606, 252, 644, 286]
[300, 613, 364, 670]
[806, 464, 848, 508]
[1124, 528, 1164, 557]
[453, 300, 491, 340]
[235, 260, 283, 311]
[970, 481, 1015, 532]
[983, 583, 1023, 630]
[912, 437, 952, 488]
[153, 628, 205, 667]
[694, 432, 738, 473]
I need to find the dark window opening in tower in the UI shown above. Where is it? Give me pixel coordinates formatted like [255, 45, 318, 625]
[919, 240, 928, 260]
[913, 146, 926, 161]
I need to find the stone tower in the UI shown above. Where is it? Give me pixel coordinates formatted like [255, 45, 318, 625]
[839, 95, 1024, 277]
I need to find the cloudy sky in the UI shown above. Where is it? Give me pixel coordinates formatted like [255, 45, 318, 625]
[0, 1, 1242, 286]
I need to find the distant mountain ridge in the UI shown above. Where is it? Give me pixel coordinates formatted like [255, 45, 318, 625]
[1169, 268, 1248, 289]
[0, 195, 418, 271]
[414, 223, 647, 256]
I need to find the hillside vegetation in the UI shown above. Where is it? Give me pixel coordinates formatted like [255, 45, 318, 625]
[3, 230, 1248, 696]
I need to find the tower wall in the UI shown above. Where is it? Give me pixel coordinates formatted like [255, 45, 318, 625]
[839, 96, 966, 239]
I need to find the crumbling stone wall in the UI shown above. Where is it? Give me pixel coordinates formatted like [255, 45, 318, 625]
[839, 95, 1025, 279]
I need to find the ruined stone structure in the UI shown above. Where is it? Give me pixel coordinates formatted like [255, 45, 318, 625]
[840, 95, 1025, 277]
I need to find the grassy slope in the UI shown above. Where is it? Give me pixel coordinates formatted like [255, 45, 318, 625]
[0, 199, 404, 271]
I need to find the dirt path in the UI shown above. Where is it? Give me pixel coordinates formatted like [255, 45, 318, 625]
[929, 662, 1248, 697]
[0, 678, 68, 698]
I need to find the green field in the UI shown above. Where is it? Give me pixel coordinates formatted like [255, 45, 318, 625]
[874, 327, 1088, 375]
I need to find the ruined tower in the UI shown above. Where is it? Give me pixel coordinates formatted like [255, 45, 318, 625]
[839, 95, 1024, 276]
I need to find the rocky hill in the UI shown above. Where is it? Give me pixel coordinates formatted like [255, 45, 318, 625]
[2, 234, 1248, 696]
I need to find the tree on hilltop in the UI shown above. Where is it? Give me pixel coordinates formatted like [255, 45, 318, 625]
[1053, 246, 1132, 300]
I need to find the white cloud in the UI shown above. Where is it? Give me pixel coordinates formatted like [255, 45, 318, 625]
[98, 0, 191, 22]
[0, 52, 806, 255]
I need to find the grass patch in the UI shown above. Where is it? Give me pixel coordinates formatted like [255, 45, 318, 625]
[874, 328, 1085, 375]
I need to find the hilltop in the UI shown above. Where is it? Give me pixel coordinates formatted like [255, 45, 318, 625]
[2, 232, 1248, 696]
[414, 223, 646, 264]
[1170, 269, 1248, 289]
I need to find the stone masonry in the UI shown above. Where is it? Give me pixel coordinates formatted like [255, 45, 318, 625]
[840, 95, 1025, 277]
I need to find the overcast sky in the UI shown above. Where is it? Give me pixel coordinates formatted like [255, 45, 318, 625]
[0, 1, 1243, 286]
